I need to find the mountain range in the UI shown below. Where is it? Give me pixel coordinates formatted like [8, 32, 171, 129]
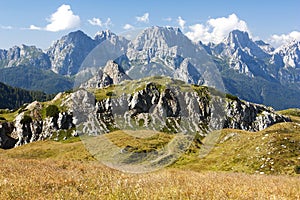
[0, 26, 299, 110]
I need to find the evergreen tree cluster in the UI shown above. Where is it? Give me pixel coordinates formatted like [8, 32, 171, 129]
[0, 82, 52, 109]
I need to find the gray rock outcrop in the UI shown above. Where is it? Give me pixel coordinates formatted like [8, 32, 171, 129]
[0, 80, 291, 149]
[0, 122, 17, 149]
[1, 101, 76, 147]
[81, 60, 131, 89]
[224, 99, 290, 131]
[87, 82, 290, 136]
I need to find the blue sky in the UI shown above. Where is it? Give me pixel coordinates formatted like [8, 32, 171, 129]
[0, 0, 299, 49]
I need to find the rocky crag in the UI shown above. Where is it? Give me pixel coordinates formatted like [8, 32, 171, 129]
[80, 60, 131, 89]
[0, 77, 290, 150]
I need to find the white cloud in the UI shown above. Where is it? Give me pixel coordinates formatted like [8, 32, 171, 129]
[186, 24, 210, 43]
[88, 17, 112, 28]
[163, 17, 172, 22]
[136, 13, 149, 23]
[29, 25, 41, 30]
[104, 18, 112, 27]
[45, 4, 80, 32]
[177, 16, 186, 31]
[186, 14, 250, 44]
[269, 31, 300, 48]
[123, 24, 135, 30]
[88, 18, 102, 27]
[1, 25, 13, 30]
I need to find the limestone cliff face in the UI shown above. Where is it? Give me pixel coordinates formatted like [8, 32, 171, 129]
[80, 82, 290, 137]
[0, 101, 75, 148]
[224, 99, 289, 131]
[0, 81, 291, 149]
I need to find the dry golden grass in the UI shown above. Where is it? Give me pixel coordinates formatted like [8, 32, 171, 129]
[0, 121, 299, 199]
[0, 156, 299, 200]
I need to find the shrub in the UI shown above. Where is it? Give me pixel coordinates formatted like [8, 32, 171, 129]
[106, 91, 116, 97]
[20, 115, 32, 124]
[226, 93, 239, 101]
[46, 105, 60, 118]
[0, 116, 6, 121]
[138, 119, 145, 127]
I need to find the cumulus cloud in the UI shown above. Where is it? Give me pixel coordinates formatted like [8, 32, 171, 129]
[269, 31, 300, 48]
[88, 17, 112, 28]
[123, 24, 135, 30]
[136, 13, 149, 23]
[44, 4, 80, 32]
[30, 4, 80, 32]
[88, 17, 102, 27]
[177, 16, 186, 31]
[186, 14, 250, 44]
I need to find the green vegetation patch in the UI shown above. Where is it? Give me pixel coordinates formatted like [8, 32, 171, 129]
[0, 110, 17, 122]
[50, 128, 80, 143]
[0, 140, 94, 161]
[92, 76, 210, 102]
[105, 130, 174, 153]
[173, 122, 300, 175]
[20, 115, 32, 124]
[226, 93, 239, 101]
[278, 108, 300, 124]
[46, 105, 60, 118]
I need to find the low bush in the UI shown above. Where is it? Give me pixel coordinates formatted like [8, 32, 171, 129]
[46, 105, 60, 118]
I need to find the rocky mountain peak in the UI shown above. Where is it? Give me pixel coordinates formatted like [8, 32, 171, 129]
[276, 40, 300, 68]
[95, 29, 129, 49]
[225, 30, 251, 47]
[124, 26, 222, 89]
[0, 44, 50, 69]
[80, 60, 131, 89]
[47, 30, 96, 75]
[94, 30, 115, 41]
[255, 40, 275, 53]
[223, 30, 268, 58]
[61, 30, 92, 44]
[103, 60, 126, 75]
[130, 26, 189, 50]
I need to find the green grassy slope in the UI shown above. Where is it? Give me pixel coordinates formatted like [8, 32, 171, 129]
[173, 122, 300, 175]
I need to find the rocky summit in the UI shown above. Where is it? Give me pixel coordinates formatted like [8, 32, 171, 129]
[80, 60, 131, 89]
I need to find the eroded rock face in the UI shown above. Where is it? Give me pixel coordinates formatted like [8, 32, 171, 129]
[224, 99, 290, 131]
[159, 88, 181, 117]
[0, 81, 291, 149]
[93, 82, 289, 136]
[81, 60, 131, 89]
[4, 101, 76, 148]
[128, 83, 160, 115]
[0, 122, 17, 149]
[57, 112, 74, 130]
